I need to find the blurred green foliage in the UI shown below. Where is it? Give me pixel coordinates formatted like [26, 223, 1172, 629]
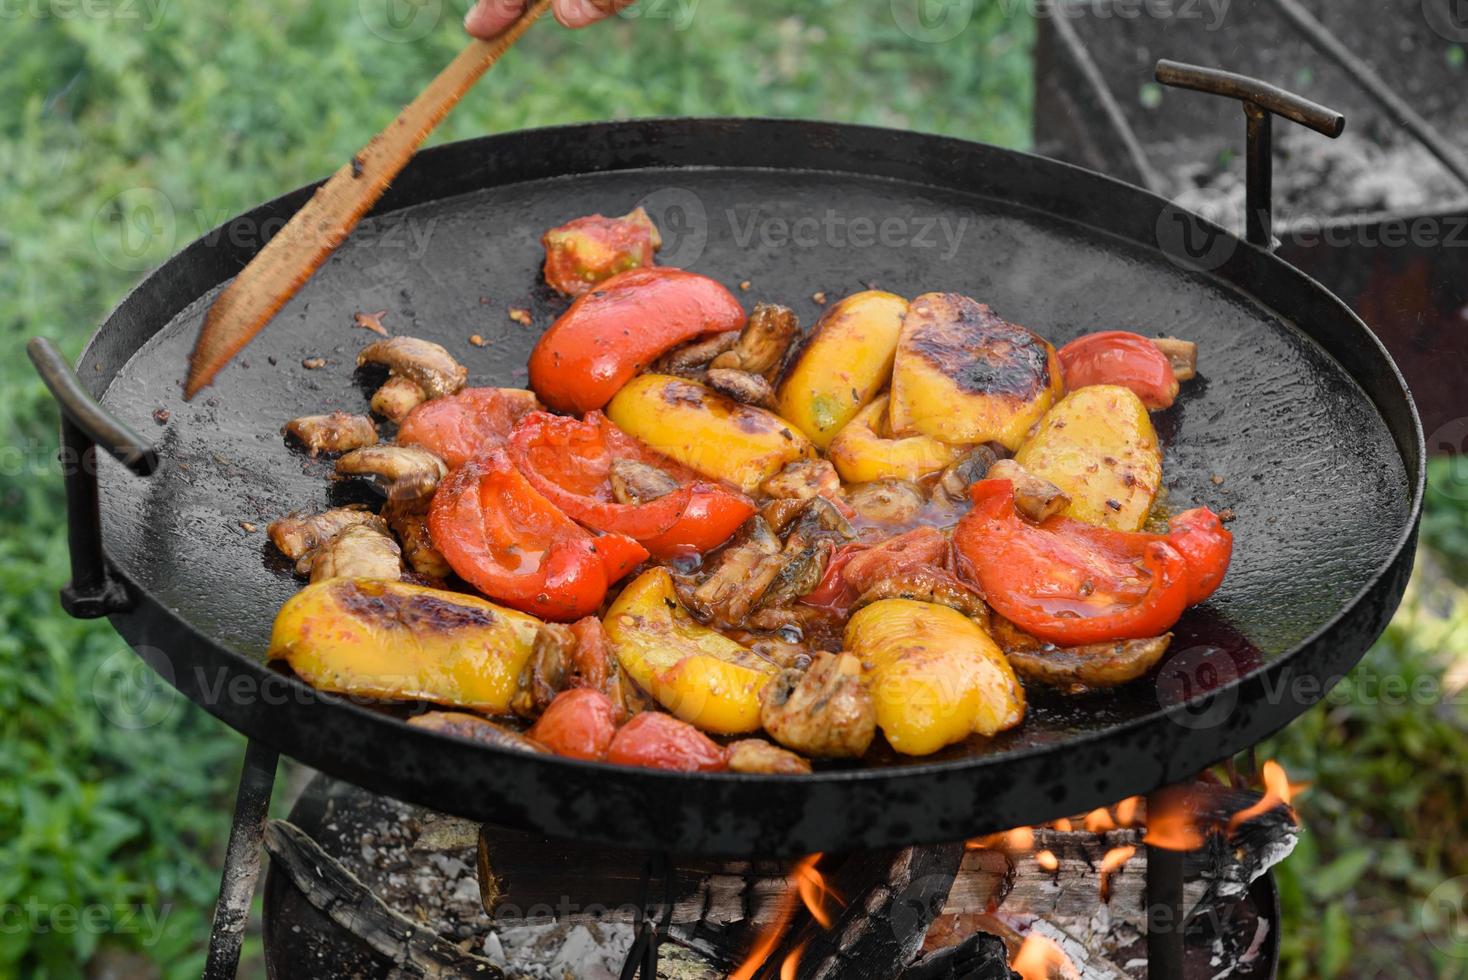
[1, 0, 1465, 977]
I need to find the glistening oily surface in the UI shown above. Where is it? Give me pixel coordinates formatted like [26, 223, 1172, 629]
[96, 165, 1408, 763]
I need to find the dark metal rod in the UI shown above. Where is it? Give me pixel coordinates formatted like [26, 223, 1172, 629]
[26, 337, 159, 477]
[1245, 103, 1274, 248]
[1146, 791, 1187, 979]
[1155, 60, 1344, 138]
[203, 740, 280, 980]
[59, 417, 108, 603]
[1261, 0, 1468, 191]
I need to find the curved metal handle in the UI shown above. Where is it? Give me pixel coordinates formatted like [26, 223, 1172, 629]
[27, 336, 159, 618]
[1155, 60, 1345, 249]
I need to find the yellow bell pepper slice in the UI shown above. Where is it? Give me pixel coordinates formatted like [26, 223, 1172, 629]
[827, 393, 965, 484]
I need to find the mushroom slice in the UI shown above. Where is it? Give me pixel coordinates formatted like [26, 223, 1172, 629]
[268, 506, 384, 566]
[371, 374, 428, 422]
[844, 480, 926, 525]
[283, 412, 378, 456]
[761, 459, 841, 502]
[783, 496, 856, 549]
[759, 652, 875, 759]
[1152, 336, 1198, 381]
[852, 566, 989, 627]
[608, 459, 679, 506]
[933, 445, 1003, 504]
[407, 711, 548, 754]
[510, 623, 576, 718]
[708, 302, 798, 380]
[704, 368, 777, 409]
[989, 614, 1172, 692]
[381, 498, 451, 580]
[357, 336, 468, 401]
[727, 739, 812, 775]
[336, 446, 447, 502]
[308, 523, 404, 583]
[985, 458, 1070, 523]
[649, 330, 739, 378]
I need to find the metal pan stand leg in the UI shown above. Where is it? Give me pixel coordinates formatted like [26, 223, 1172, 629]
[203, 739, 280, 980]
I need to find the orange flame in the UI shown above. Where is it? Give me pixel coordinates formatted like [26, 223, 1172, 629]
[1143, 786, 1204, 851]
[795, 854, 839, 928]
[1084, 807, 1116, 833]
[1098, 844, 1137, 902]
[966, 826, 1036, 853]
[779, 942, 805, 980]
[1115, 796, 1141, 827]
[1228, 760, 1302, 834]
[1011, 933, 1080, 980]
[1035, 849, 1059, 872]
[1050, 817, 1073, 832]
[730, 854, 832, 980]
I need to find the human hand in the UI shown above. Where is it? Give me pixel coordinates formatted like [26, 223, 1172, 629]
[465, 0, 632, 39]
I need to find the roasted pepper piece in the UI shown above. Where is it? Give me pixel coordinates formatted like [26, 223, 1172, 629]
[269, 578, 543, 712]
[845, 598, 1025, 756]
[1013, 384, 1162, 532]
[1058, 330, 1179, 410]
[605, 711, 729, 772]
[526, 688, 620, 760]
[528, 268, 746, 414]
[603, 567, 779, 734]
[542, 207, 661, 297]
[827, 394, 965, 484]
[605, 374, 814, 493]
[507, 410, 753, 557]
[427, 449, 648, 621]
[395, 387, 542, 470]
[776, 290, 909, 449]
[888, 293, 1063, 450]
[953, 478, 1199, 646]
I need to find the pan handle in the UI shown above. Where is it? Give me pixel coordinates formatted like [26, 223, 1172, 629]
[27, 337, 159, 618]
[1155, 60, 1345, 249]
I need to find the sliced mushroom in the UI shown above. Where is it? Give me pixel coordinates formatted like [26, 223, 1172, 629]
[510, 623, 576, 718]
[1152, 336, 1198, 381]
[336, 446, 447, 502]
[783, 496, 856, 548]
[844, 480, 926, 525]
[988, 615, 1173, 692]
[759, 652, 875, 759]
[703, 367, 777, 409]
[761, 458, 841, 502]
[407, 711, 548, 754]
[852, 566, 989, 627]
[933, 445, 1003, 503]
[689, 538, 789, 628]
[760, 497, 810, 535]
[268, 506, 384, 567]
[608, 459, 679, 505]
[708, 302, 798, 380]
[726, 739, 812, 775]
[380, 498, 452, 580]
[308, 523, 404, 582]
[649, 331, 739, 378]
[357, 336, 468, 401]
[370, 374, 427, 422]
[985, 458, 1070, 523]
[282, 412, 378, 456]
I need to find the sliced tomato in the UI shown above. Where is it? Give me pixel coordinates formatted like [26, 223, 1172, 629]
[802, 526, 948, 615]
[527, 267, 746, 414]
[954, 479, 1192, 645]
[605, 712, 729, 772]
[542, 208, 660, 297]
[427, 449, 647, 621]
[508, 410, 753, 557]
[527, 688, 619, 761]
[1058, 331, 1179, 410]
[396, 388, 542, 469]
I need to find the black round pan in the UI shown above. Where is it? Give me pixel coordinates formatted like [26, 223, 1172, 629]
[72, 118, 1421, 855]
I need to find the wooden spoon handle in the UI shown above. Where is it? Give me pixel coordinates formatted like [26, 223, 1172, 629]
[185, 0, 553, 399]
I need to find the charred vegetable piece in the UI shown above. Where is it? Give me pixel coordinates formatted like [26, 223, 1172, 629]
[704, 367, 777, 409]
[511, 622, 577, 717]
[380, 498, 452, 580]
[828, 394, 964, 484]
[427, 449, 647, 622]
[605, 712, 728, 772]
[507, 410, 753, 558]
[268, 506, 384, 572]
[648, 331, 739, 379]
[932, 445, 1002, 504]
[985, 458, 1070, 523]
[761, 459, 842, 502]
[687, 517, 789, 628]
[528, 268, 746, 414]
[759, 652, 875, 759]
[843, 479, 926, 525]
[358, 337, 468, 421]
[603, 567, 779, 734]
[395, 388, 541, 470]
[851, 565, 989, 624]
[988, 615, 1172, 692]
[804, 525, 947, 614]
[407, 711, 548, 754]
[308, 523, 404, 583]
[606, 374, 814, 493]
[1152, 336, 1198, 381]
[888, 293, 1062, 451]
[542, 207, 661, 297]
[526, 688, 620, 760]
[708, 302, 799, 381]
[371, 374, 429, 422]
[845, 598, 1025, 756]
[1012, 384, 1161, 532]
[283, 412, 377, 456]
[777, 290, 909, 449]
[1058, 331, 1180, 410]
[726, 739, 812, 774]
[269, 578, 544, 712]
[335, 446, 448, 502]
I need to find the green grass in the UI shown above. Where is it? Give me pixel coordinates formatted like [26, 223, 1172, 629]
[2, 2, 1465, 977]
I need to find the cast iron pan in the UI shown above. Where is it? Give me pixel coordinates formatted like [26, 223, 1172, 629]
[67, 118, 1421, 855]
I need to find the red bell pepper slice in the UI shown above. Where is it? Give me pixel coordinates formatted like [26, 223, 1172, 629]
[427, 449, 647, 621]
[507, 410, 753, 558]
[1058, 330, 1179, 410]
[1158, 507, 1232, 604]
[396, 387, 542, 469]
[954, 479, 1192, 645]
[527, 267, 746, 414]
[605, 711, 729, 772]
[802, 526, 948, 615]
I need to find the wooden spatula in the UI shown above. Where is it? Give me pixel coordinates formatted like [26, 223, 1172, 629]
[184, 0, 553, 399]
